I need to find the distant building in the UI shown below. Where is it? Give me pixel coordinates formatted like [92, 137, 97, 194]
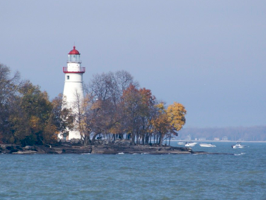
[214, 137, 220, 141]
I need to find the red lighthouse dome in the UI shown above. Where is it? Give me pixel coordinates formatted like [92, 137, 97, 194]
[69, 46, 80, 55]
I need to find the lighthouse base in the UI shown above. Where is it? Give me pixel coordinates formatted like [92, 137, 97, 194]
[58, 130, 82, 141]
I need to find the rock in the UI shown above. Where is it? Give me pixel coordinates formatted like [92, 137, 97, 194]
[24, 145, 36, 151]
[3, 145, 22, 153]
[53, 148, 63, 154]
[12, 150, 37, 154]
[70, 139, 82, 145]
[90, 144, 192, 154]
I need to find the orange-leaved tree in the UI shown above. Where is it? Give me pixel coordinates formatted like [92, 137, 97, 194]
[166, 102, 186, 132]
[151, 102, 172, 145]
[121, 84, 142, 144]
[138, 88, 156, 144]
[151, 102, 186, 146]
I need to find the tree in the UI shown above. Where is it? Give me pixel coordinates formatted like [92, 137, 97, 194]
[138, 88, 156, 144]
[12, 81, 53, 145]
[151, 103, 171, 145]
[83, 71, 138, 144]
[50, 93, 74, 139]
[166, 102, 186, 131]
[0, 63, 20, 143]
[151, 102, 186, 146]
[120, 85, 156, 144]
[6, 81, 67, 145]
[120, 84, 142, 144]
[0, 64, 63, 145]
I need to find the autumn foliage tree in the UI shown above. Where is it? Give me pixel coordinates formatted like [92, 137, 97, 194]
[0, 64, 20, 143]
[0, 63, 73, 145]
[151, 102, 187, 145]
[151, 103, 171, 145]
[8, 82, 73, 145]
[120, 85, 156, 144]
[167, 102, 186, 132]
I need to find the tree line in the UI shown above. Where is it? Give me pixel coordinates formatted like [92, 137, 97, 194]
[0, 63, 186, 146]
[0, 64, 72, 145]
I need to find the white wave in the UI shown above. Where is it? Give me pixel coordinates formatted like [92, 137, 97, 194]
[118, 152, 124, 155]
[234, 153, 246, 156]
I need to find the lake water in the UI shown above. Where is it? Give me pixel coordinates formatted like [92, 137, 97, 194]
[1, 142, 266, 199]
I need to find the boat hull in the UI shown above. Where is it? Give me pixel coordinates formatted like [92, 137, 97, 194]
[185, 142, 197, 147]
[232, 144, 245, 149]
[199, 143, 216, 147]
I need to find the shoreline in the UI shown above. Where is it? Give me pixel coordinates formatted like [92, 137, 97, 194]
[0, 143, 233, 155]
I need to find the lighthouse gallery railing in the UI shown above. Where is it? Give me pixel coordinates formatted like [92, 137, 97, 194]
[63, 67, 85, 73]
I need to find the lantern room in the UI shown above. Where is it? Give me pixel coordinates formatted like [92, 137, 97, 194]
[68, 46, 80, 62]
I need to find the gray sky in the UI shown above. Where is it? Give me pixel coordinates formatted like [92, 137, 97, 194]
[1, 1, 265, 128]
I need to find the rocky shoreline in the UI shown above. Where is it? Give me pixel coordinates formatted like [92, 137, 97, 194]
[0, 143, 233, 155]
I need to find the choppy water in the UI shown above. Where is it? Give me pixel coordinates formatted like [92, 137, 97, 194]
[1, 142, 266, 200]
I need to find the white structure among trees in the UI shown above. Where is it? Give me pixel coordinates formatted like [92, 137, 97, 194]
[62, 46, 85, 140]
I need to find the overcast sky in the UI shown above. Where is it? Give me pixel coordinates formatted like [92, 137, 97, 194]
[1, 1, 265, 128]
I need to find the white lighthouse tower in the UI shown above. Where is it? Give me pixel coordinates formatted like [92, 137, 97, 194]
[62, 46, 85, 140]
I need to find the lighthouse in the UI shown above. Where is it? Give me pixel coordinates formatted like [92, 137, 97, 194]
[62, 46, 85, 140]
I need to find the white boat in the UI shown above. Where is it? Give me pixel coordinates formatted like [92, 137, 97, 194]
[199, 143, 216, 147]
[232, 143, 245, 149]
[185, 142, 197, 147]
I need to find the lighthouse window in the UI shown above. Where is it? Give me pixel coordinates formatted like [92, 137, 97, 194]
[67, 75, 70, 80]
